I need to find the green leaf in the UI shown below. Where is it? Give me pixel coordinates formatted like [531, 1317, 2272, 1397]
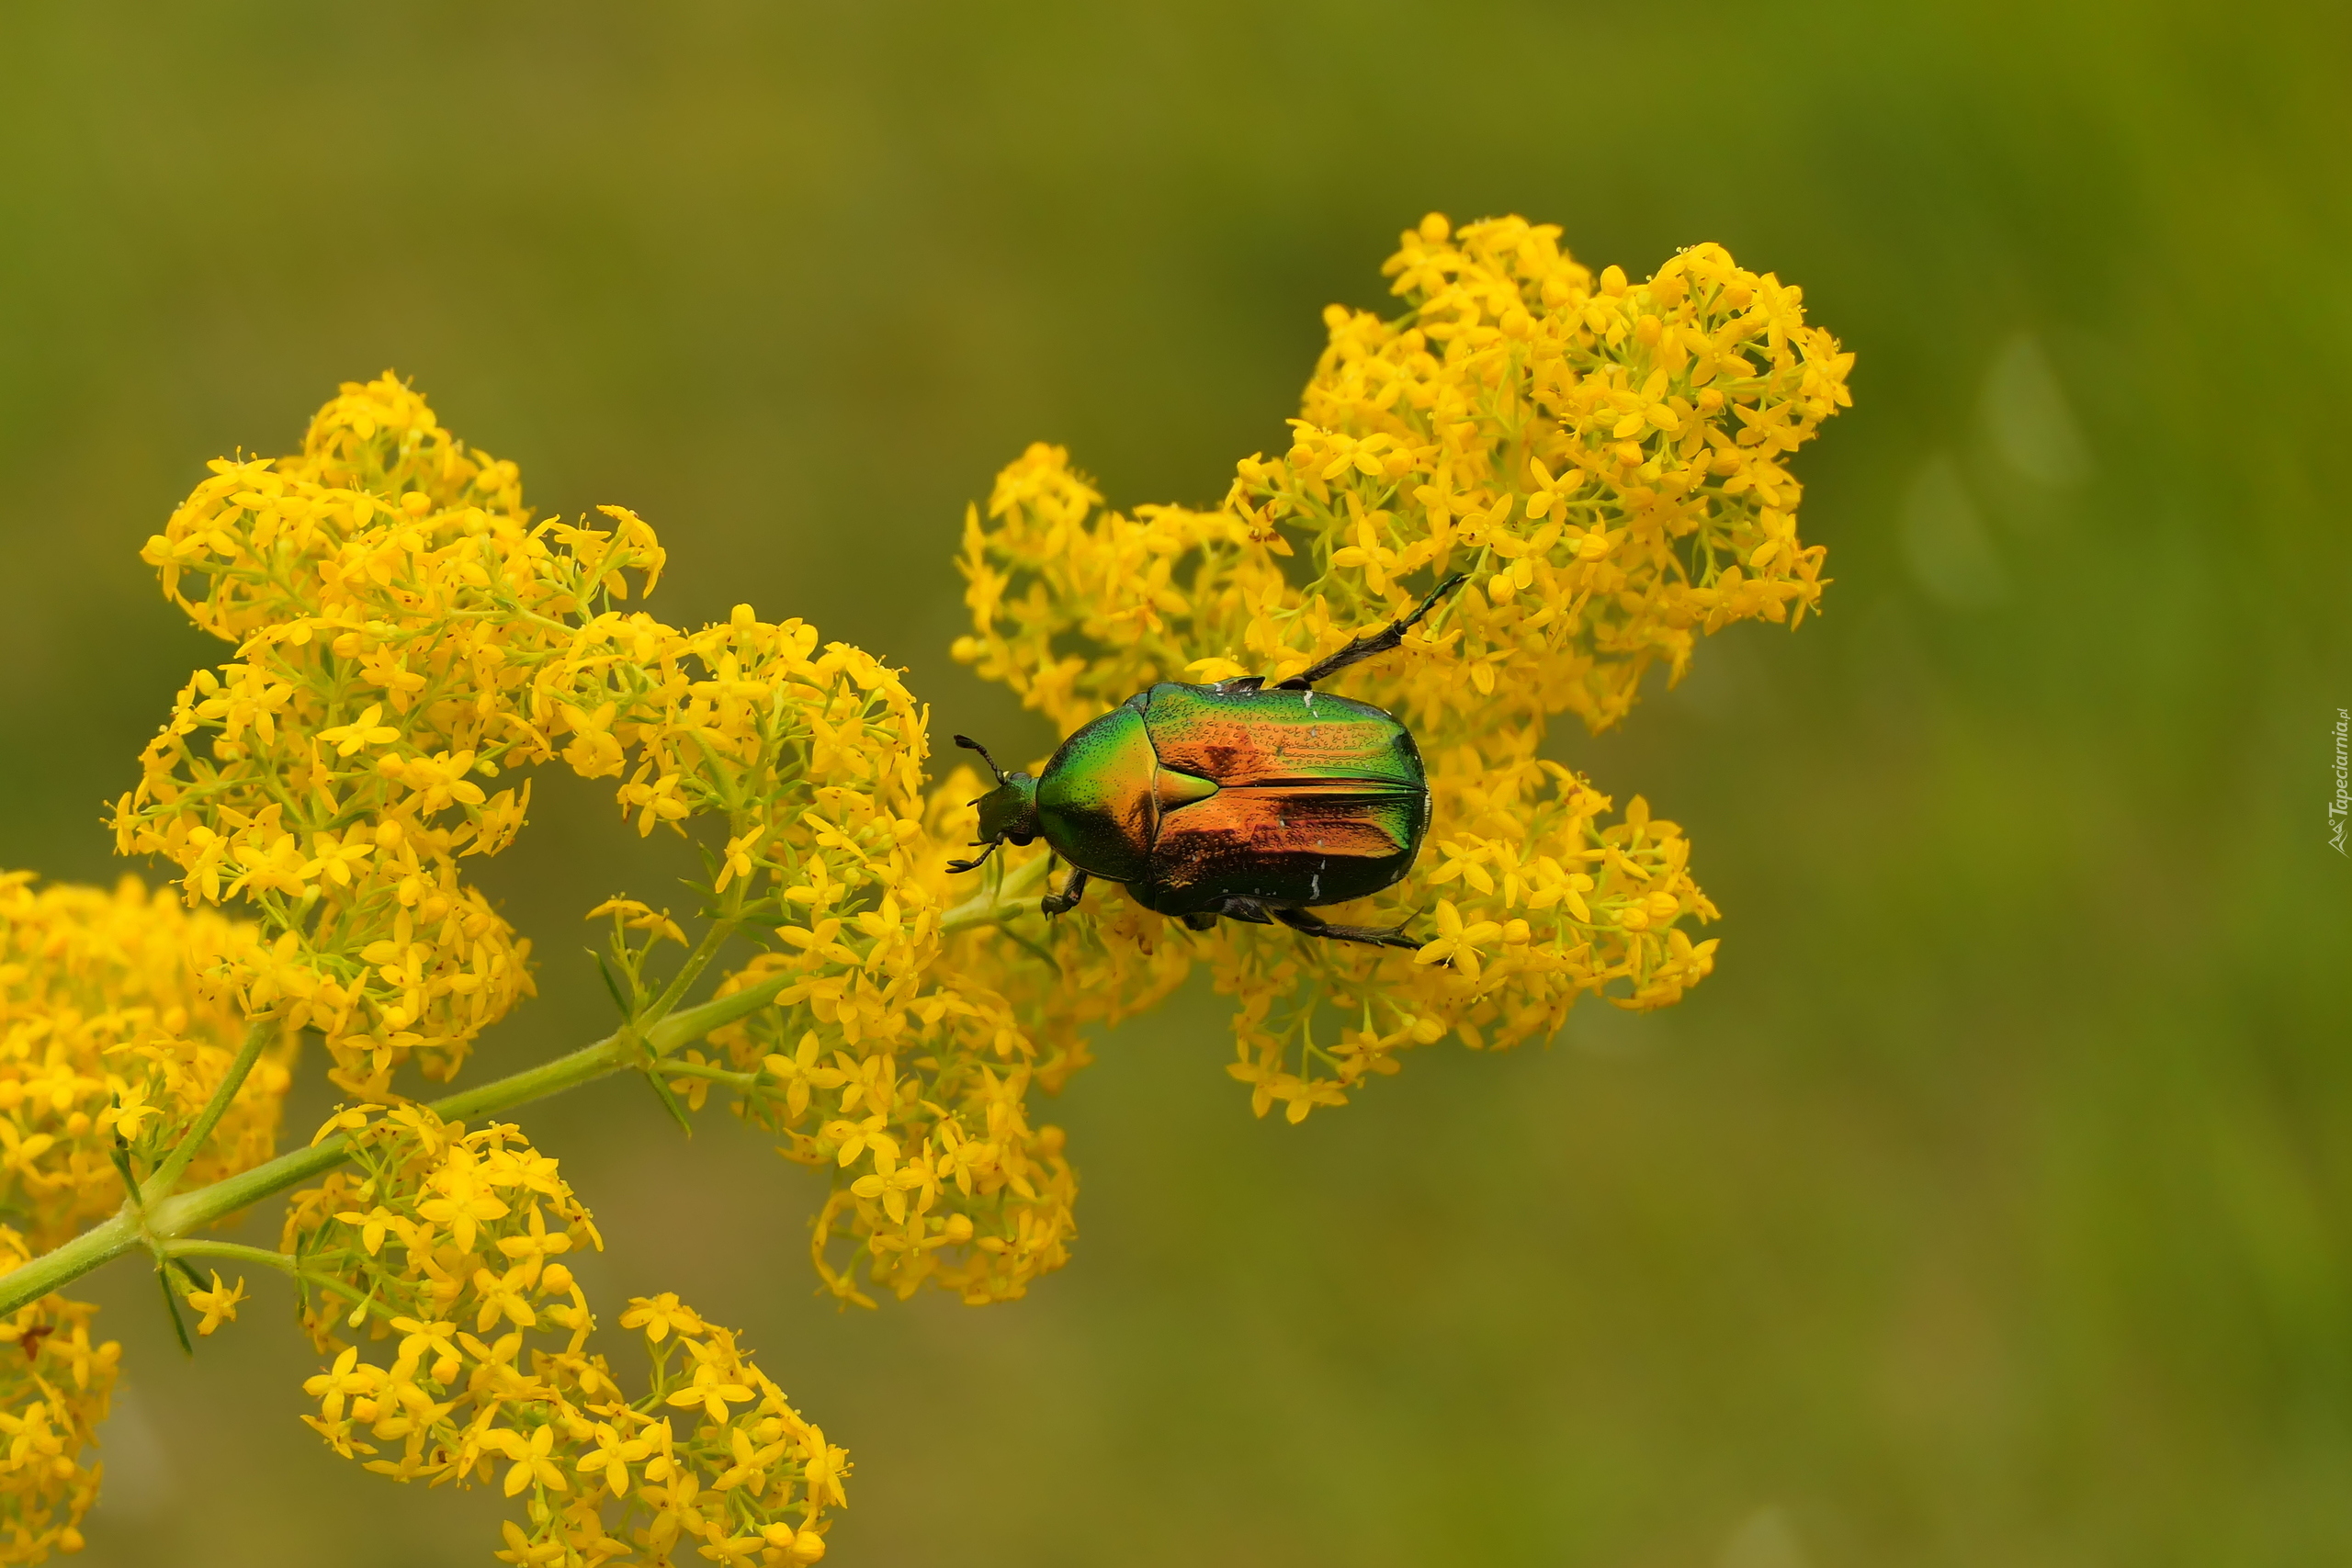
[590, 948, 632, 1018]
[644, 1068, 695, 1139]
[157, 1267, 194, 1358]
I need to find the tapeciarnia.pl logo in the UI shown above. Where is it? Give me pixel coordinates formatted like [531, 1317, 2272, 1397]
[2331, 707, 2348, 855]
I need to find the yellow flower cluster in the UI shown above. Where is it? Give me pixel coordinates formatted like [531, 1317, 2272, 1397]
[280, 1105, 844, 1565]
[119, 375, 1094, 1309]
[704, 998, 1080, 1311]
[0, 1229, 119, 1564]
[0, 873, 291, 1249]
[117, 382, 624, 1093]
[918, 768, 1196, 1093]
[0, 212, 1854, 1564]
[951, 213, 1850, 1118]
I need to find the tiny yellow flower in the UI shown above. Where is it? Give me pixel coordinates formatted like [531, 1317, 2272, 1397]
[489, 1422, 568, 1496]
[667, 1348, 756, 1422]
[621, 1292, 707, 1343]
[1415, 900, 1502, 980]
[316, 703, 401, 757]
[181, 1270, 247, 1335]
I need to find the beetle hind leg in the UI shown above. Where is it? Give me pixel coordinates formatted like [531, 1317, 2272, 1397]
[1275, 572, 1468, 690]
[1174, 899, 1420, 951]
[1041, 866, 1091, 917]
[1174, 898, 1277, 932]
[1268, 903, 1424, 953]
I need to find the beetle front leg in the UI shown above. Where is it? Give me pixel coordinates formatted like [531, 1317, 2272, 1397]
[1041, 866, 1091, 917]
[1268, 903, 1424, 953]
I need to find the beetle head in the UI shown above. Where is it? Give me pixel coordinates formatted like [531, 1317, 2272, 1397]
[975, 772, 1040, 847]
[947, 734, 1041, 872]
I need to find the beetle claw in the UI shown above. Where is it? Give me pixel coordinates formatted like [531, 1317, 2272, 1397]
[945, 840, 999, 874]
[1041, 866, 1090, 916]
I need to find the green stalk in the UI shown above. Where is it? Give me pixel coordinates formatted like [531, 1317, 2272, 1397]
[0, 863, 1056, 1320]
[161, 1238, 387, 1321]
[940, 853, 1050, 933]
[143, 1015, 278, 1201]
[0, 968, 792, 1319]
[161, 1238, 318, 1280]
[642, 914, 738, 1025]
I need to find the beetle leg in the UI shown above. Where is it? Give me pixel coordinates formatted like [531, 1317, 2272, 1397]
[1268, 903, 1424, 953]
[1040, 866, 1091, 917]
[1211, 897, 1276, 925]
[1275, 572, 1469, 690]
[1180, 911, 1220, 931]
[944, 840, 999, 874]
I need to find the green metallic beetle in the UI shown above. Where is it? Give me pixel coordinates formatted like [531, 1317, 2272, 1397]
[948, 575, 1465, 952]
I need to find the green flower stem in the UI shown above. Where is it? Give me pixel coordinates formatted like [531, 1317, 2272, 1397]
[0, 864, 1058, 1319]
[160, 1238, 310, 1279]
[142, 1015, 278, 1202]
[940, 852, 1050, 933]
[641, 914, 738, 1028]
[0, 968, 788, 1319]
[160, 1238, 386, 1320]
[656, 1058, 761, 1089]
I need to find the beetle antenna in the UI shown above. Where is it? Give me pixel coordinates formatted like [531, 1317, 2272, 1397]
[952, 733, 1005, 784]
[945, 840, 999, 875]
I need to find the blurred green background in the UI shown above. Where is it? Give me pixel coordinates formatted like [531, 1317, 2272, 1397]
[2, 2, 2346, 1563]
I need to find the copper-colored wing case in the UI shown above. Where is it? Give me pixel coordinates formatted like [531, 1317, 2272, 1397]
[1035, 682, 1430, 917]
